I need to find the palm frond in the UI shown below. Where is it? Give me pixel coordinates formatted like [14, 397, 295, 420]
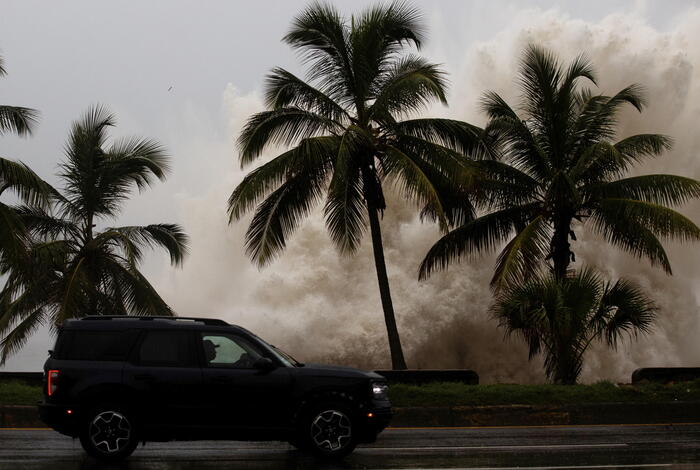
[480, 96, 551, 179]
[0, 106, 39, 137]
[350, 1, 424, 102]
[384, 144, 447, 230]
[323, 129, 367, 254]
[419, 203, 540, 279]
[238, 108, 341, 166]
[573, 135, 672, 183]
[14, 205, 79, 239]
[492, 215, 551, 289]
[245, 168, 326, 267]
[0, 157, 53, 207]
[0, 309, 46, 365]
[588, 174, 700, 206]
[596, 278, 657, 346]
[100, 259, 174, 316]
[228, 136, 338, 222]
[569, 85, 650, 157]
[265, 67, 349, 122]
[597, 198, 700, 242]
[283, 2, 354, 103]
[0, 203, 27, 263]
[392, 118, 489, 159]
[368, 55, 447, 120]
[103, 224, 189, 267]
[589, 203, 673, 273]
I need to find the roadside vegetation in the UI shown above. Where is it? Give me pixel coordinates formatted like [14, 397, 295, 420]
[0, 380, 42, 406]
[390, 380, 700, 407]
[3, 380, 700, 407]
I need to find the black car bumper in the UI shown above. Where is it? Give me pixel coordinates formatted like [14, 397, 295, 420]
[356, 406, 392, 443]
[38, 402, 80, 437]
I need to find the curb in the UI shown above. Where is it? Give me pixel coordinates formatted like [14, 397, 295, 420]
[3, 402, 700, 429]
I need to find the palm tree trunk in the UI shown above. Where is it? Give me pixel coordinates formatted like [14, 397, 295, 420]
[553, 351, 579, 385]
[552, 216, 573, 279]
[366, 204, 408, 370]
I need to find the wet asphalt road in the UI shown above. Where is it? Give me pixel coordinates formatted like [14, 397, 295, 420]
[1, 424, 699, 469]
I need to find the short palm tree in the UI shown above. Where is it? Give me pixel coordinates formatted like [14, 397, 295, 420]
[492, 268, 656, 384]
[420, 44, 700, 287]
[0, 106, 188, 363]
[227, 2, 482, 370]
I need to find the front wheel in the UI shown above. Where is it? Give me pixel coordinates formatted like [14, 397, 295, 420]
[301, 402, 357, 459]
[79, 405, 139, 461]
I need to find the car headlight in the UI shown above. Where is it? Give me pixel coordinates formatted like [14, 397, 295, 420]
[371, 382, 389, 400]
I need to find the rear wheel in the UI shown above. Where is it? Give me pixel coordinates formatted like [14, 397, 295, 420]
[301, 401, 357, 459]
[79, 405, 139, 461]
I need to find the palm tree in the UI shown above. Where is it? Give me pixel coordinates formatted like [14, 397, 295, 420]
[227, 2, 483, 370]
[492, 268, 656, 384]
[0, 106, 188, 363]
[420, 44, 700, 287]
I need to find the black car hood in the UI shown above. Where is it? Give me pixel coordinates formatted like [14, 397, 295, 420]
[296, 363, 385, 380]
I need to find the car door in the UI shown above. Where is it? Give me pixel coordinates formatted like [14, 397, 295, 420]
[123, 329, 203, 430]
[197, 331, 293, 431]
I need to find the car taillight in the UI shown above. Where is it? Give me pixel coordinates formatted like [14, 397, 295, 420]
[47, 370, 59, 396]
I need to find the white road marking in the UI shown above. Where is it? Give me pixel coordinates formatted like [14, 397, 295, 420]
[364, 443, 628, 451]
[390, 465, 671, 470]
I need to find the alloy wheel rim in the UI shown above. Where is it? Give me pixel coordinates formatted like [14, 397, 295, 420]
[310, 409, 352, 451]
[89, 411, 131, 454]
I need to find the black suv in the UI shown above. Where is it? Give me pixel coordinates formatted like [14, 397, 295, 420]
[39, 316, 391, 461]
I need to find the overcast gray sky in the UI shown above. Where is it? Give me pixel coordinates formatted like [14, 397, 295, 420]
[2, 0, 700, 376]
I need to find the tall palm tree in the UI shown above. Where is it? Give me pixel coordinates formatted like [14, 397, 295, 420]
[227, 2, 483, 370]
[492, 268, 656, 384]
[420, 44, 700, 287]
[0, 106, 188, 363]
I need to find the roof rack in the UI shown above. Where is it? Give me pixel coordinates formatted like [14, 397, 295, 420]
[79, 316, 229, 326]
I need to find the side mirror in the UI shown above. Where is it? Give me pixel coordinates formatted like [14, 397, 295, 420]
[253, 357, 276, 371]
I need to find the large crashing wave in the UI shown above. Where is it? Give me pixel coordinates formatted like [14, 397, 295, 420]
[160, 8, 700, 383]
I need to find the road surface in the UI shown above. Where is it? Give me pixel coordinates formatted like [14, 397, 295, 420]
[1, 423, 699, 469]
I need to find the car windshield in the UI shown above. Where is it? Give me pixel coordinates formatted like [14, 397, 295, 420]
[242, 329, 303, 367]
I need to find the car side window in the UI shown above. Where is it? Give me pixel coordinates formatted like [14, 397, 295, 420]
[138, 330, 196, 367]
[200, 333, 263, 369]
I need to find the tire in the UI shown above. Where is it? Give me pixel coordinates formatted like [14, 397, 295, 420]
[300, 401, 357, 459]
[79, 404, 139, 461]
